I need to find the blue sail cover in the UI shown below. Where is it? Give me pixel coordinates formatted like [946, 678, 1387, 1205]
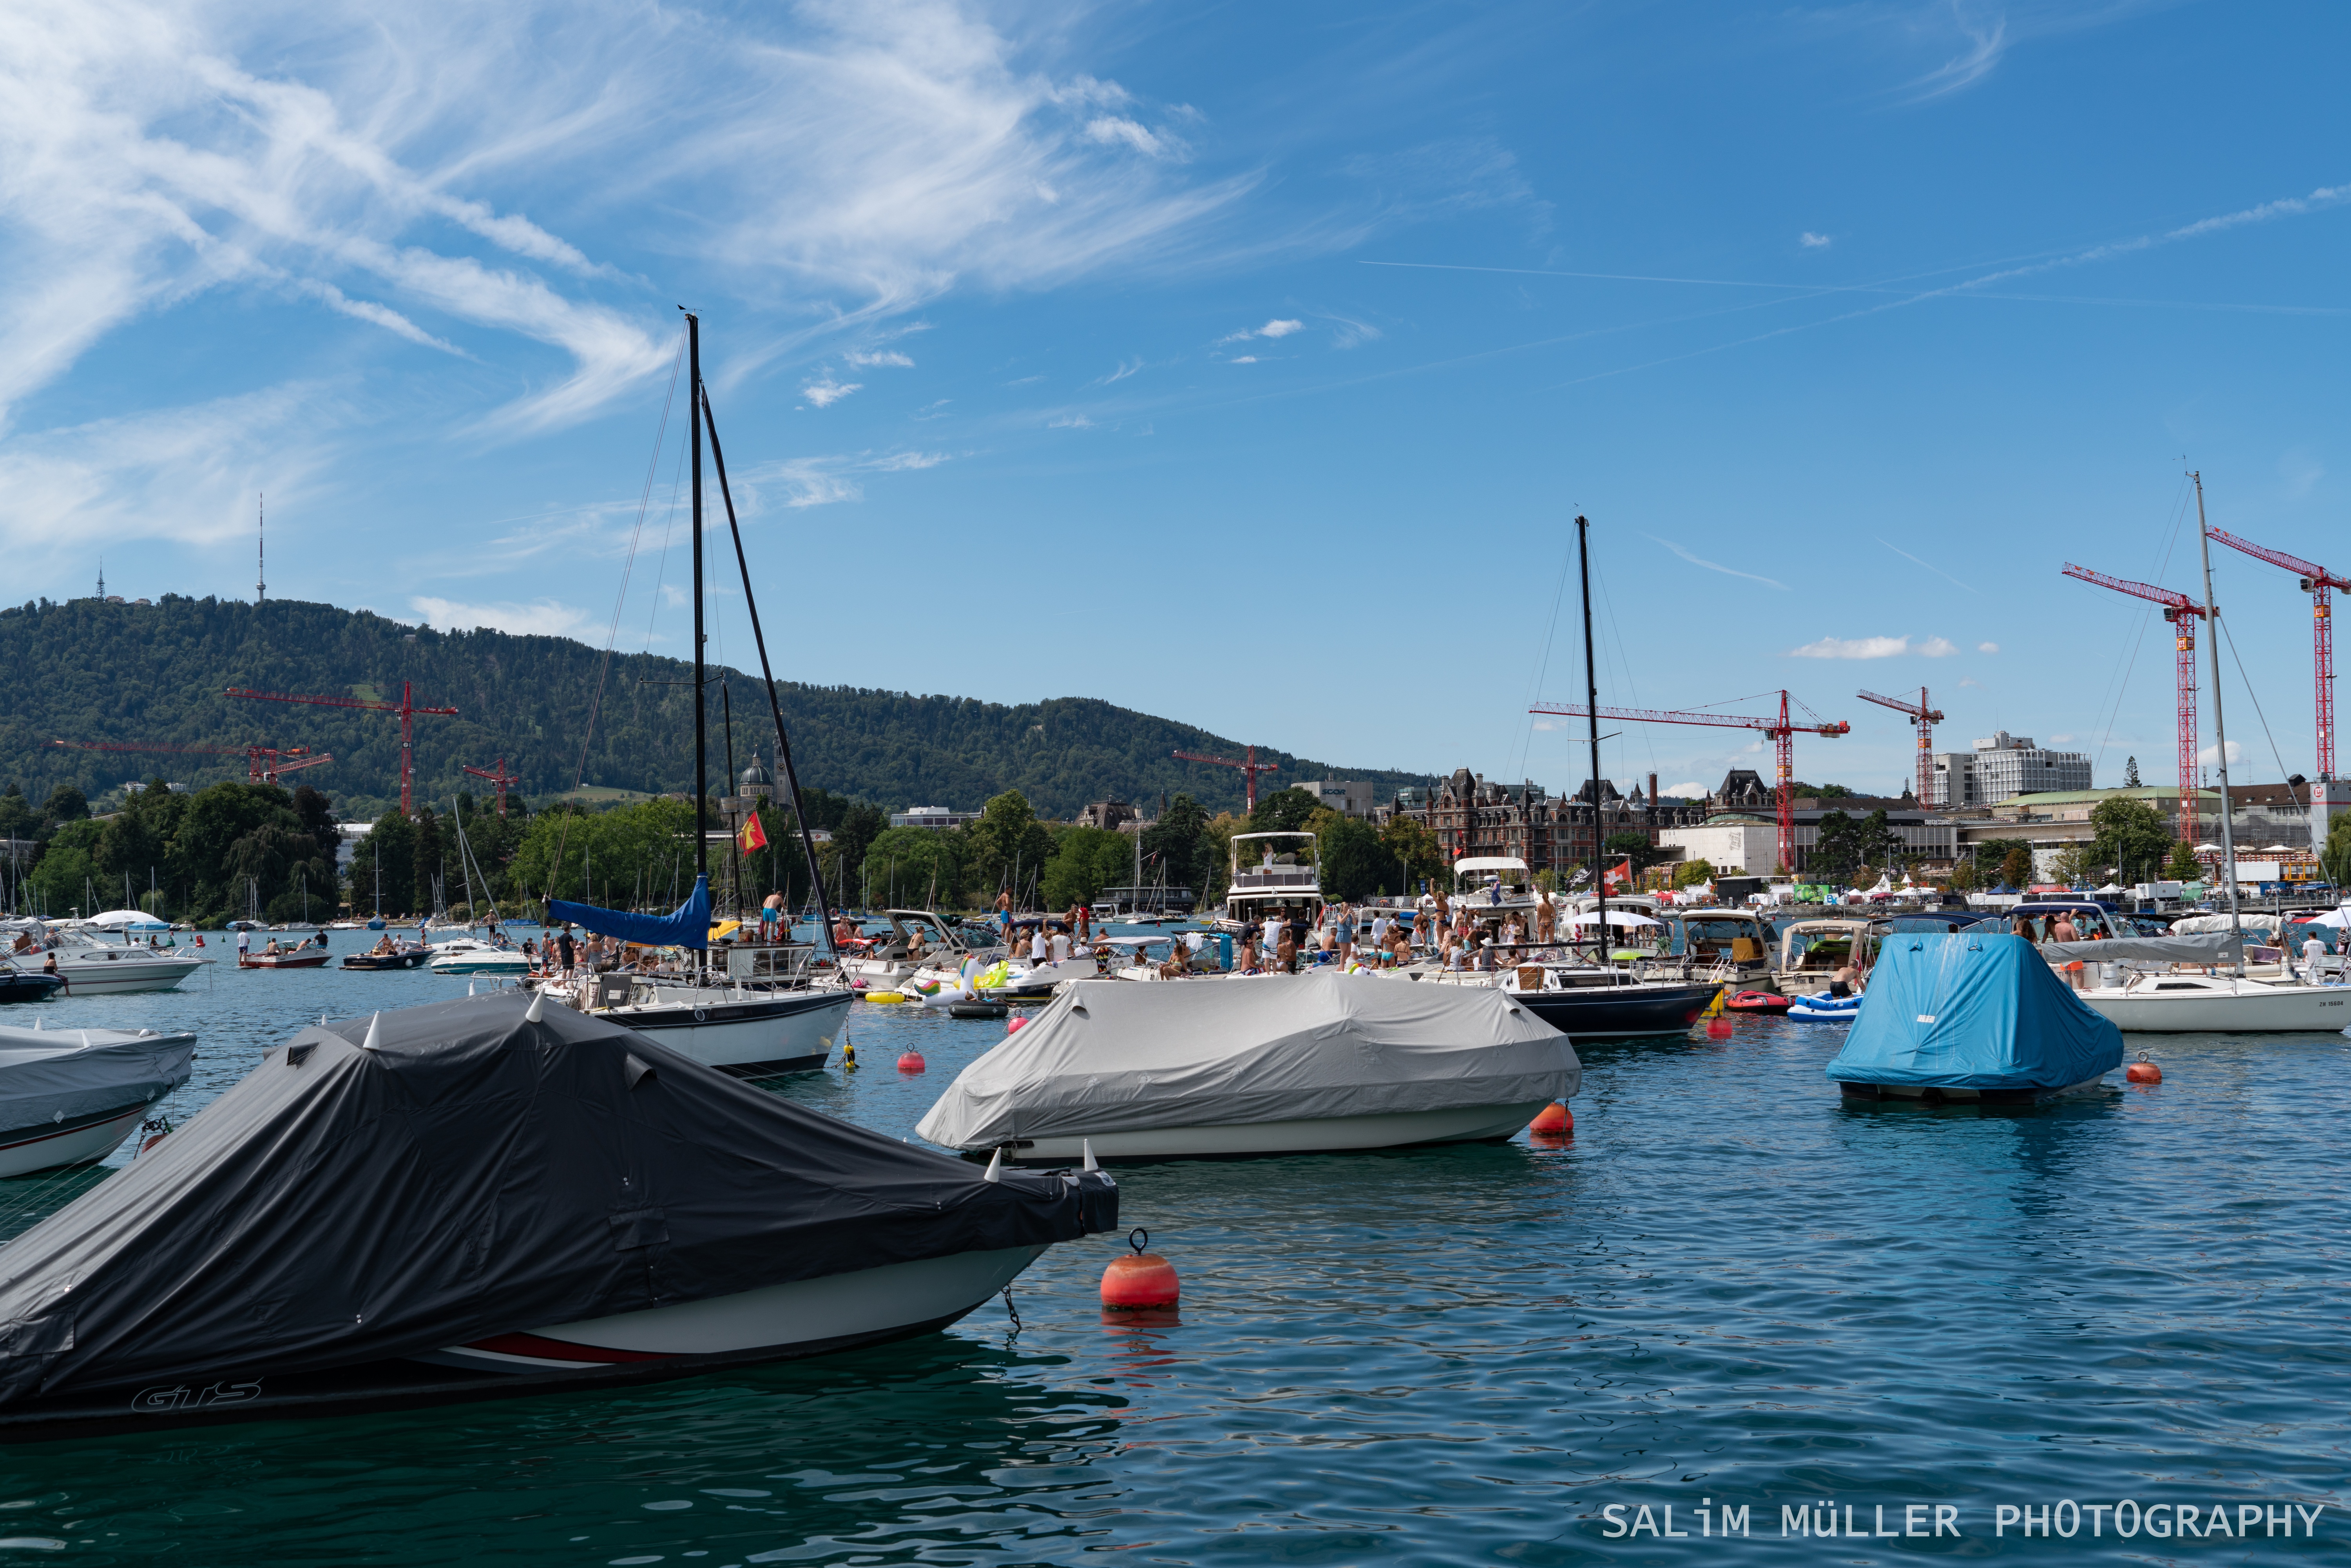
[1824, 933, 2123, 1091]
[547, 875, 712, 950]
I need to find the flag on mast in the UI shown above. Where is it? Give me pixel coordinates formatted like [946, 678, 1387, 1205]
[737, 812, 768, 855]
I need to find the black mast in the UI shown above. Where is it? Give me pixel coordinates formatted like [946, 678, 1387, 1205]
[1579, 515, 1605, 960]
[699, 383, 841, 961]
[687, 312, 708, 907]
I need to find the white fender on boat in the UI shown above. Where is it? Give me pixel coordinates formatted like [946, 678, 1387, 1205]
[525, 989, 545, 1024]
[983, 1147, 1003, 1183]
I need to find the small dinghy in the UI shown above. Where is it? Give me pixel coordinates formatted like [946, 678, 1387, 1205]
[0, 993, 1114, 1440]
[1723, 990, 1792, 1015]
[916, 970, 1578, 1163]
[1825, 932, 2122, 1104]
[0, 1023, 194, 1176]
[1786, 992, 1864, 1021]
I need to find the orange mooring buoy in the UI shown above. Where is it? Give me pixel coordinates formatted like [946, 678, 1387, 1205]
[897, 1050, 926, 1074]
[2126, 1054, 2162, 1084]
[1530, 1102, 1572, 1134]
[1100, 1228, 1179, 1309]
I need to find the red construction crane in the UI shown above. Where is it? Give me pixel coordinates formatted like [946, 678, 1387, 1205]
[1526, 692, 1848, 873]
[48, 739, 333, 784]
[2208, 528, 2345, 780]
[225, 680, 458, 817]
[2061, 563, 2204, 841]
[1172, 744, 1281, 811]
[463, 757, 520, 818]
[1855, 688, 1945, 805]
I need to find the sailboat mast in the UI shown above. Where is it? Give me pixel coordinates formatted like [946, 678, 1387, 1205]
[687, 312, 708, 892]
[1578, 515, 1605, 958]
[2192, 472, 2244, 973]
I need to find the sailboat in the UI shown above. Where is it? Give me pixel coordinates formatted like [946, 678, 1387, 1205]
[2071, 474, 2349, 1032]
[540, 313, 853, 1076]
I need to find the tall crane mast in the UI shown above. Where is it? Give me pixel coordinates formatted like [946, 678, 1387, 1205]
[1855, 688, 1944, 805]
[2207, 528, 2344, 781]
[462, 757, 520, 818]
[1171, 744, 1281, 812]
[2061, 563, 2205, 842]
[1527, 691, 1848, 874]
[225, 680, 457, 817]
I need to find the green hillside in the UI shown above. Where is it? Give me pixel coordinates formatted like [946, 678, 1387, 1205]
[0, 595, 1434, 818]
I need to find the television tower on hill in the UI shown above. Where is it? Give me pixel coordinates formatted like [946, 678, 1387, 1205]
[256, 493, 265, 605]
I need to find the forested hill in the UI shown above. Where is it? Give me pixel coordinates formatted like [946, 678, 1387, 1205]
[0, 596, 1434, 819]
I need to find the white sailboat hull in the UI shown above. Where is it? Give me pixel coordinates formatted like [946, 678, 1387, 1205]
[593, 986, 852, 1075]
[2078, 981, 2351, 1033]
[994, 1101, 1552, 1163]
[418, 1244, 1045, 1372]
[47, 951, 208, 994]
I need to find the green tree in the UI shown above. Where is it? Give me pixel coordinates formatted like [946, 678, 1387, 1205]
[1999, 845, 2035, 889]
[2320, 816, 2351, 890]
[1247, 787, 1322, 835]
[508, 798, 697, 911]
[859, 825, 964, 908]
[164, 782, 327, 922]
[1379, 813, 1445, 891]
[2164, 841, 2204, 883]
[2088, 796, 2172, 885]
[0, 783, 34, 842]
[2049, 845, 2096, 887]
[2123, 755, 2142, 788]
[1041, 826, 1133, 910]
[1672, 858, 1716, 888]
[1810, 811, 1860, 883]
[1141, 793, 1211, 895]
[1605, 830, 1664, 873]
[351, 810, 419, 917]
[39, 785, 88, 831]
[964, 791, 1056, 905]
[1317, 813, 1386, 900]
[27, 819, 103, 915]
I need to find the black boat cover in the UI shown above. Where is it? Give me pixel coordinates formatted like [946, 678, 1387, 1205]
[0, 993, 1116, 1406]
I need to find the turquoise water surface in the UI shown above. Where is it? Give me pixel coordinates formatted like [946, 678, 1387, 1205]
[0, 940, 2342, 1563]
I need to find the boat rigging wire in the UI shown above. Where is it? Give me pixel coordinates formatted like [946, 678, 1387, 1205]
[1507, 539, 1577, 785]
[2215, 612, 2300, 817]
[549, 325, 688, 889]
[2087, 475, 2194, 777]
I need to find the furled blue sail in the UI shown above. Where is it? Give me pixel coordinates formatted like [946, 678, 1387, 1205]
[546, 875, 712, 949]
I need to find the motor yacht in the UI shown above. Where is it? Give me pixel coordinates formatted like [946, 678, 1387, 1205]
[10, 927, 209, 995]
[1773, 918, 1877, 992]
[426, 938, 532, 976]
[0, 1021, 195, 1175]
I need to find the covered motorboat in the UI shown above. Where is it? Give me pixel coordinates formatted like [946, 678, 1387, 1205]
[426, 938, 531, 976]
[0, 994, 1115, 1440]
[0, 1023, 193, 1176]
[916, 971, 1578, 1162]
[1824, 932, 2122, 1103]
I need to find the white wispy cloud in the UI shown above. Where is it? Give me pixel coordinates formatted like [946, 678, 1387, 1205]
[1219, 318, 1304, 344]
[1083, 116, 1185, 160]
[1049, 413, 1097, 428]
[1327, 314, 1383, 348]
[2198, 740, 2244, 767]
[844, 350, 915, 368]
[1958, 676, 1983, 688]
[801, 376, 862, 408]
[1918, 636, 1959, 657]
[1879, 538, 1978, 594]
[409, 596, 599, 639]
[1908, 13, 2007, 100]
[1788, 635, 1913, 659]
[725, 449, 954, 511]
[1799, 232, 1833, 248]
[1978, 641, 2000, 654]
[1646, 534, 1787, 590]
[1664, 781, 1705, 797]
[1230, 355, 1259, 364]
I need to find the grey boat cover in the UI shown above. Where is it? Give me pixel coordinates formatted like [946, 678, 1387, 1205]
[0, 994, 1115, 1406]
[0, 1026, 192, 1135]
[915, 971, 1579, 1151]
[2041, 931, 2245, 965]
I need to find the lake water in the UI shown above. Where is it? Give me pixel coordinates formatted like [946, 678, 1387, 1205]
[0, 937, 2343, 1563]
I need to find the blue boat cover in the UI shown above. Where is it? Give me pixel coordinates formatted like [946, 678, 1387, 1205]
[1824, 932, 2123, 1090]
[547, 874, 712, 950]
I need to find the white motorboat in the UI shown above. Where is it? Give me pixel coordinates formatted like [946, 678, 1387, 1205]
[916, 970, 1578, 1162]
[21, 931, 208, 995]
[1773, 917, 1876, 992]
[842, 909, 1001, 985]
[1213, 830, 1324, 934]
[426, 938, 532, 976]
[0, 1021, 195, 1176]
[546, 971, 851, 1075]
[2074, 972, 2351, 1033]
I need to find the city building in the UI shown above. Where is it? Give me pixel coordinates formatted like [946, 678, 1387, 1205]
[1307, 779, 1377, 817]
[1655, 783, 1956, 876]
[1409, 769, 1707, 877]
[1928, 732, 2092, 807]
[889, 806, 979, 830]
[1076, 800, 1141, 831]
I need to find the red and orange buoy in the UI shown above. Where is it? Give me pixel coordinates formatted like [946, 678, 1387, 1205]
[1101, 1228, 1179, 1309]
[897, 1050, 926, 1074]
[1530, 1101, 1572, 1135]
[2126, 1054, 2162, 1085]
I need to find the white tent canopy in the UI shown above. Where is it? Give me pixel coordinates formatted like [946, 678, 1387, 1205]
[1563, 909, 1659, 928]
[81, 910, 168, 932]
[2094, 883, 2126, 895]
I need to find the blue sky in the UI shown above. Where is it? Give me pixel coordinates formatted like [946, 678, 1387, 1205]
[5, 0, 2347, 803]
